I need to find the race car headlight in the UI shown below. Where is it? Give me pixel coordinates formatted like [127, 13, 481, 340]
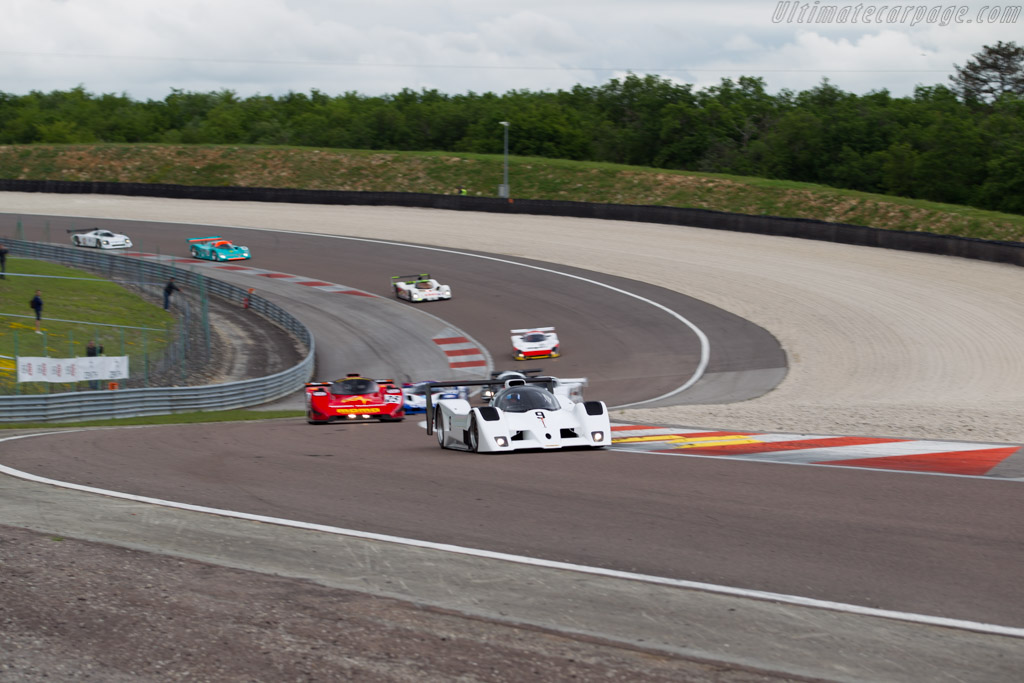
[591, 431, 606, 443]
[494, 436, 509, 447]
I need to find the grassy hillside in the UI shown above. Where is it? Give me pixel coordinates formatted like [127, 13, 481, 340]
[2, 143, 1023, 243]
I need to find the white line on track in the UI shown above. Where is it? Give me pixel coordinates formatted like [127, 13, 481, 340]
[3, 430, 1023, 640]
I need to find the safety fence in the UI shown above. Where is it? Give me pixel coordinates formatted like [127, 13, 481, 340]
[0, 239, 314, 421]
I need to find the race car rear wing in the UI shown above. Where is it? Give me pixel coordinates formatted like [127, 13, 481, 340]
[187, 236, 225, 243]
[490, 368, 543, 379]
[510, 326, 555, 334]
[66, 228, 96, 234]
[307, 376, 396, 385]
[424, 377, 560, 434]
[391, 273, 432, 284]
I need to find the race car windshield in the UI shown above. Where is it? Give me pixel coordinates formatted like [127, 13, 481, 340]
[523, 333, 547, 342]
[330, 378, 379, 395]
[494, 386, 560, 413]
[415, 281, 433, 289]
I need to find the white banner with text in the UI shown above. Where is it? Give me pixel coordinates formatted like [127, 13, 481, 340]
[17, 356, 130, 383]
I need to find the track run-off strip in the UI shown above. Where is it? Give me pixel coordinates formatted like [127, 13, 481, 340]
[610, 425, 1024, 478]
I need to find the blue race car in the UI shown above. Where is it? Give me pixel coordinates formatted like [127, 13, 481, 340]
[402, 380, 469, 413]
[188, 236, 251, 261]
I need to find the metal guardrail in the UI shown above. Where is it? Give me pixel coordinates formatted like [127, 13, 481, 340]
[0, 239, 314, 422]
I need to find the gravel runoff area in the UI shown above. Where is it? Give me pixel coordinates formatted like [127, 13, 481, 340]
[8, 193, 1024, 444]
[0, 523, 798, 683]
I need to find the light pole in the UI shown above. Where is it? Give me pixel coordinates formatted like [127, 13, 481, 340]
[498, 121, 510, 198]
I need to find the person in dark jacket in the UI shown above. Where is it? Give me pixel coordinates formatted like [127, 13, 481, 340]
[0, 243, 8, 278]
[30, 290, 43, 333]
[163, 277, 180, 310]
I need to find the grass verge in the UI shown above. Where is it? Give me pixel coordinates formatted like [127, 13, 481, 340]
[0, 258, 174, 394]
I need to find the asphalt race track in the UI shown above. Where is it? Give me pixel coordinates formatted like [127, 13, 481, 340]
[4, 213, 787, 407]
[2, 201, 1024, 682]
[5, 419, 1024, 629]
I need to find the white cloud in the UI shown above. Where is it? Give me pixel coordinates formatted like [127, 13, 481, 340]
[0, 0, 1019, 100]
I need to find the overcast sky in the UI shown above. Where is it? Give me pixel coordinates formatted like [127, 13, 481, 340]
[1, 0, 1020, 101]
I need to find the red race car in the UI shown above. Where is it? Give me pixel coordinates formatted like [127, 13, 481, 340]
[305, 374, 405, 424]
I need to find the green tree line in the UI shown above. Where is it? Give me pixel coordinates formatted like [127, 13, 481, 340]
[1, 71, 1022, 215]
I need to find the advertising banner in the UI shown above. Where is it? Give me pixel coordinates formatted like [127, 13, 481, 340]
[17, 356, 130, 383]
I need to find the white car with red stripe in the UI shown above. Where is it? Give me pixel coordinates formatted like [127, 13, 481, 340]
[392, 273, 451, 302]
[511, 326, 559, 360]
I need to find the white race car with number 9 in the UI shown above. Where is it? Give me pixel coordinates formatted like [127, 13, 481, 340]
[427, 377, 609, 453]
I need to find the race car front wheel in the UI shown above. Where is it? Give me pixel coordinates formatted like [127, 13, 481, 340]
[467, 416, 480, 453]
[435, 411, 447, 448]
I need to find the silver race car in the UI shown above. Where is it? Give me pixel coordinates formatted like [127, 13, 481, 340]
[68, 228, 133, 249]
[426, 376, 609, 453]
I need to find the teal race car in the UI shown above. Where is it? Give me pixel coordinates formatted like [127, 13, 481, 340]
[187, 236, 251, 261]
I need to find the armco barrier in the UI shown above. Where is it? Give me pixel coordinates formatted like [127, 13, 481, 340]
[2, 178, 1024, 267]
[0, 239, 314, 422]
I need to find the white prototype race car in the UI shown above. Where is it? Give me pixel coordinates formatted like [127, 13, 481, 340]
[391, 273, 452, 302]
[511, 326, 559, 360]
[402, 380, 469, 414]
[68, 228, 133, 249]
[426, 376, 609, 453]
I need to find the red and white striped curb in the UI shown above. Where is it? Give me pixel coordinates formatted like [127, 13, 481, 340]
[129, 254, 379, 297]
[610, 425, 1021, 477]
[432, 334, 487, 370]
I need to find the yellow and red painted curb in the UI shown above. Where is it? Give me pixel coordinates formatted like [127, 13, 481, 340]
[611, 425, 1022, 477]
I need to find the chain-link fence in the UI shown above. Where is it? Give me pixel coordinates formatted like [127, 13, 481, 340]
[0, 236, 309, 395]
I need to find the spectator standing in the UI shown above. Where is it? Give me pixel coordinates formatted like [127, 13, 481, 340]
[0, 242, 8, 278]
[86, 340, 103, 390]
[30, 290, 43, 333]
[163, 277, 180, 310]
